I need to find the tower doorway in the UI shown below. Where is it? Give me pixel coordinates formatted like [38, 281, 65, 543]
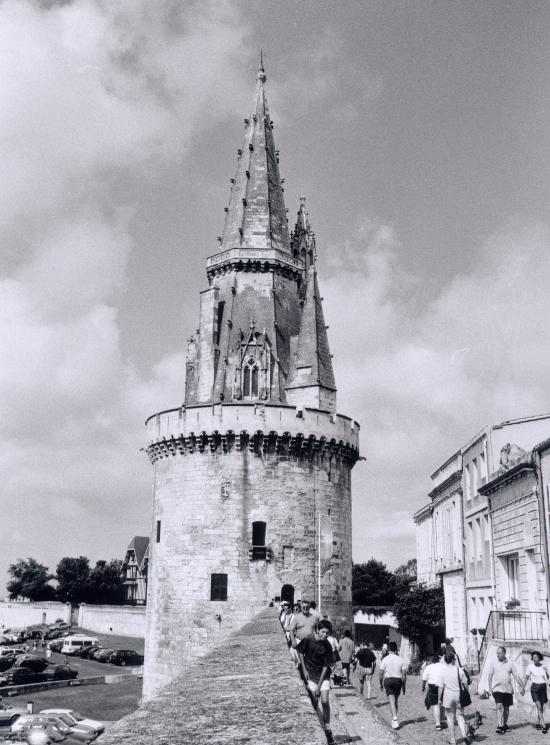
[281, 584, 294, 605]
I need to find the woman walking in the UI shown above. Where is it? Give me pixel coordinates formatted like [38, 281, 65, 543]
[438, 652, 472, 745]
[524, 651, 550, 732]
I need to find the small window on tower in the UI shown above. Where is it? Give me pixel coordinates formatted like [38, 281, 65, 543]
[210, 573, 228, 601]
[243, 357, 260, 399]
[156, 520, 161, 543]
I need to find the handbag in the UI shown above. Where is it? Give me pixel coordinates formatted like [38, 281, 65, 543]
[458, 668, 472, 707]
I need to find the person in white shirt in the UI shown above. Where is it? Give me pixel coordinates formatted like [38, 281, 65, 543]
[422, 654, 446, 730]
[437, 652, 470, 745]
[378, 641, 407, 730]
[524, 651, 550, 732]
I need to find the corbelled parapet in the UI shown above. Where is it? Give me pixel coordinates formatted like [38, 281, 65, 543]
[145, 403, 359, 465]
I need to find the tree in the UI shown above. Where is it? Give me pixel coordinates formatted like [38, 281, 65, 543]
[392, 584, 444, 655]
[56, 556, 91, 604]
[391, 558, 417, 598]
[87, 560, 125, 604]
[7, 558, 55, 601]
[352, 559, 396, 606]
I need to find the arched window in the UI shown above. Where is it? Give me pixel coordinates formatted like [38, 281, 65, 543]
[243, 357, 259, 399]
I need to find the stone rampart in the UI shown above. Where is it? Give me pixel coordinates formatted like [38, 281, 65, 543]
[0, 601, 71, 629]
[78, 604, 146, 638]
[146, 402, 359, 449]
[98, 608, 326, 745]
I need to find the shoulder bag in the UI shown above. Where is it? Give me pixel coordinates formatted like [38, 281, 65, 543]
[458, 667, 471, 708]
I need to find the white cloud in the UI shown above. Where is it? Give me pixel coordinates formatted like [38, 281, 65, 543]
[0, 0, 250, 583]
[323, 215, 550, 568]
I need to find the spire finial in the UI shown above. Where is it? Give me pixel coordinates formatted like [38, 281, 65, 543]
[257, 50, 266, 83]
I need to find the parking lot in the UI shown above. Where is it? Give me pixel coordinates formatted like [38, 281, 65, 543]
[0, 628, 144, 740]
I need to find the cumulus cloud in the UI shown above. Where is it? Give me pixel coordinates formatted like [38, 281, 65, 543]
[0, 0, 250, 582]
[323, 215, 550, 567]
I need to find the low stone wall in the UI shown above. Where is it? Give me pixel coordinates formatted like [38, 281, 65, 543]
[78, 604, 146, 638]
[0, 601, 71, 629]
[98, 608, 326, 745]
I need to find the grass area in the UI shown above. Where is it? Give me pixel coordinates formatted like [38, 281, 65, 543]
[7, 677, 142, 721]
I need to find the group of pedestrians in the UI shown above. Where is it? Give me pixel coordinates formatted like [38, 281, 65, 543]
[421, 643, 550, 743]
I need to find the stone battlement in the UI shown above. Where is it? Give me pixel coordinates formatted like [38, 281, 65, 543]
[145, 403, 360, 464]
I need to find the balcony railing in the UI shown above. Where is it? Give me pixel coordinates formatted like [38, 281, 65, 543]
[248, 546, 273, 561]
[479, 610, 547, 668]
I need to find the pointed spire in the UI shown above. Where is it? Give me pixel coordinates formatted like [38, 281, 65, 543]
[218, 57, 290, 253]
[286, 264, 336, 406]
[291, 195, 316, 275]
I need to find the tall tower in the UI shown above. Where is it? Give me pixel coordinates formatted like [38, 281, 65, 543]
[143, 61, 360, 699]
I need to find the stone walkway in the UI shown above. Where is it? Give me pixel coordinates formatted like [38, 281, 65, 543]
[332, 671, 549, 745]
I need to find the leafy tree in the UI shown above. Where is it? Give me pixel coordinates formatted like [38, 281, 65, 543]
[56, 556, 91, 604]
[391, 558, 417, 598]
[7, 558, 55, 601]
[392, 584, 444, 654]
[87, 560, 125, 604]
[352, 559, 396, 606]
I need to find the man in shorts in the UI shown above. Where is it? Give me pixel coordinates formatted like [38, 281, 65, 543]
[379, 641, 407, 729]
[292, 619, 335, 745]
[355, 641, 377, 698]
[487, 646, 525, 734]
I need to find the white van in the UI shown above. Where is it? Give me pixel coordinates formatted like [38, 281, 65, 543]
[61, 635, 100, 655]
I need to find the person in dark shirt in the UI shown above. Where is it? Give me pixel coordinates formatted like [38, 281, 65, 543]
[292, 619, 335, 745]
[355, 641, 377, 699]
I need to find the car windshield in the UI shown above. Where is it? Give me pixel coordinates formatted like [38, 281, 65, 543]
[71, 712, 84, 721]
[56, 714, 73, 725]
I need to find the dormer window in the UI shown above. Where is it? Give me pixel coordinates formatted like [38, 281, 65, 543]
[243, 357, 259, 399]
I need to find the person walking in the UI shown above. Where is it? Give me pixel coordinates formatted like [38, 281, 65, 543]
[289, 600, 317, 641]
[379, 641, 406, 729]
[524, 650, 550, 732]
[355, 641, 377, 699]
[422, 654, 446, 731]
[437, 652, 471, 745]
[338, 631, 355, 686]
[292, 620, 336, 745]
[487, 645, 525, 734]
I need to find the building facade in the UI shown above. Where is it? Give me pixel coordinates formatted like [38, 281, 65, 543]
[416, 414, 550, 665]
[121, 536, 149, 606]
[142, 62, 360, 699]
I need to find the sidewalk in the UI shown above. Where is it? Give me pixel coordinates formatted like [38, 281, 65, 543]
[349, 672, 546, 745]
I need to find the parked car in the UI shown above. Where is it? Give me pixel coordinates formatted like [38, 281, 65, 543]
[0, 647, 25, 660]
[44, 664, 78, 681]
[40, 710, 105, 742]
[23, 629, 45, 640]
[0, 668, 49, 687]
[0, 636, 9, 645]
[0, 701, 25, 726]
[11, 716, 69, 742]
[11, 714, 73, 737]
[3, 631, 26, 645]
[13, 655, 49, 672]
[90, 648, 114, 662]
[109, 649, 144, 666]
[44, 629, 65, 640]
[78, 645, 101, 659]
[48, 639, 64, 653]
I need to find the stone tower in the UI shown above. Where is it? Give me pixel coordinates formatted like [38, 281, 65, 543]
[143, 61, 360, 700]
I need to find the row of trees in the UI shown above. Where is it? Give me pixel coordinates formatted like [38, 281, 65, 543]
[7, 556, 126, 605]
[353, 558, 445, 653]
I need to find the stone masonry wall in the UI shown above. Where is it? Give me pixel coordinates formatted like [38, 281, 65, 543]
[78, 604, 146, 638]
[143, 434, 353, 699]
[0, 601, 71, 629]
[99, 609, 327, 745]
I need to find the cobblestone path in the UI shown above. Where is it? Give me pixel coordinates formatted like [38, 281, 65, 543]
[335, 671, 547, 745]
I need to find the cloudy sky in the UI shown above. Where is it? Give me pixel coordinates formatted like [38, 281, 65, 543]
[2, 0, 550, 588]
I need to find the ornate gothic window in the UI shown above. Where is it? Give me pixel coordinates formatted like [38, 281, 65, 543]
[242, 356, 260, 399]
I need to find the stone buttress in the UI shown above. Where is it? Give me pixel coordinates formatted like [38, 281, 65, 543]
[143, 60, 360, 700]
